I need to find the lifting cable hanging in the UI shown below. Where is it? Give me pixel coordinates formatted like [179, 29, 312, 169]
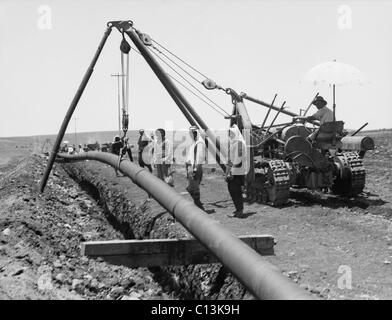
[120, 31, 131, 138]
[116, 31, 132, 170]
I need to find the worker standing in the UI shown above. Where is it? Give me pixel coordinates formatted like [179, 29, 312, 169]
[111, 135, 123, 155]
[226, 124, 247, 218]
[68, 145, 74, 154]
[137, 129, 153, 173]
[153, 128, 174, 186]
[111, 135, 123, 176]
[185, 126, 206, 210]
[121, 137, 134, 162]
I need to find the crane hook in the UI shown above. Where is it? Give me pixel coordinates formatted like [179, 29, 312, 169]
[120, 31, 131, 54]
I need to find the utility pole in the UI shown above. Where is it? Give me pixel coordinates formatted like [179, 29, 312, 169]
[111, 73, 126, 136]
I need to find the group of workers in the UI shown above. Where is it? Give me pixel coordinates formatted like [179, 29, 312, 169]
[108, 95, 333, 219]
[110, 124, 247, 218]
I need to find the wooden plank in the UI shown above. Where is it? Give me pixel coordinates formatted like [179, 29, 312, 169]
[81, 235, 275, 268]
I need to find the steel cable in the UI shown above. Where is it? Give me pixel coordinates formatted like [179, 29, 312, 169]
[148, 46, 230, 117]
[168, 74, 227, 117]
[151, 38, 209, 80]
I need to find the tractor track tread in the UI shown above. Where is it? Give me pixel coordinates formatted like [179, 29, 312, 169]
[333, 151, 366, 196]
[268, 160, 291, 205]
[344, 152, 366, 195]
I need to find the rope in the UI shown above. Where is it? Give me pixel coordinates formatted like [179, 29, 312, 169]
[148, 46, 230, 117]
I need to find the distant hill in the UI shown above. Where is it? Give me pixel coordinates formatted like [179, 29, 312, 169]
[1, 131, 139, 147]
[1, 127, 391, 152]
[38, 131, 135, 146]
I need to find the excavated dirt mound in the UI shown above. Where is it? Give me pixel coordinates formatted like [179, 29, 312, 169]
[0, 154, 173, 300]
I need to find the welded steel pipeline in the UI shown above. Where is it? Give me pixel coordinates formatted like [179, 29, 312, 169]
[57, 151, 311, 300]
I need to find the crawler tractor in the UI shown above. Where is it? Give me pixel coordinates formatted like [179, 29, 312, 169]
[227, 92, 374, 205]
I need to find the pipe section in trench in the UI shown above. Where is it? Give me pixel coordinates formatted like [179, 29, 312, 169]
[57, 151, 311, 300]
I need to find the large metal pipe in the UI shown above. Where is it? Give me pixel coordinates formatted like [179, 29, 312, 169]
[242, 93, 321, 127]
[57, 151, 311, 300]
[124, 28, 226, 172]
[39, 26, 113, 192]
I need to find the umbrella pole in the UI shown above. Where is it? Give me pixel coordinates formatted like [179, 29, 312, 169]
[332, 83, 337, 146]
[333, 84, 336, 122]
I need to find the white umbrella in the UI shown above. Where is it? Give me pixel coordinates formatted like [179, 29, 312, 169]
[303, 60, 367, 121]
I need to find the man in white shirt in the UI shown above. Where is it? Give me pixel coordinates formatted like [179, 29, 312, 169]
[153, 128, 174, 186]
[185, 126, 206, 210]
[226, 124, 247, 218]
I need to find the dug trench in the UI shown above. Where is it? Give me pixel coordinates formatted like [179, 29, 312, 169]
[0, 155, 175, 300]
[62, 160, 252, 300]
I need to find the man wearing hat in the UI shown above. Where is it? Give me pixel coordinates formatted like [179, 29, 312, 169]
[306, 96, 333, 125]
[296, 96, 334, 142]
[111, 135, 123, 176]
[137, 129, 153, 173]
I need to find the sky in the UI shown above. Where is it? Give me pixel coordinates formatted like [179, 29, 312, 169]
[0, 0, 391, 137]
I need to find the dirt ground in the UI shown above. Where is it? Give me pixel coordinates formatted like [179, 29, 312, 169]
[0, 152, 174, 300]
[201, 130, 392, 299]
[0, 129, 391, 299]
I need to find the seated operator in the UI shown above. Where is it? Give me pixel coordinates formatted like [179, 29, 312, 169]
[294, 96, 334, 142]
